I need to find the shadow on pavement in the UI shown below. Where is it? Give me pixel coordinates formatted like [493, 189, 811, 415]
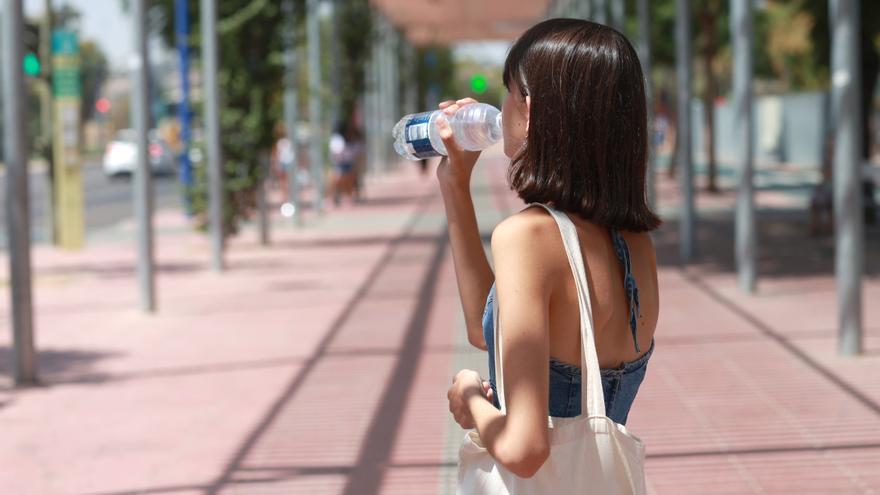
[32, 261, 206, 280]
[654, 209, 880, 278]
[203, 194, 445, 495]
[0, 346, 118, 389]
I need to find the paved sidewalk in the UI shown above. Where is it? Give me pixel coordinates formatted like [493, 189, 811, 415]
[0, 147, 879, 494]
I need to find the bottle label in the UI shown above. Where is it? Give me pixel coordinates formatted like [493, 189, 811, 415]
[405, 113, 441, 159]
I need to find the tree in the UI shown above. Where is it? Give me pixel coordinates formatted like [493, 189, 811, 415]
[639, 0, 728, 189]
[79, 41, 109, 123]
[802, 0, 880, 161]
[695, 0, 727, 192]
[147, 0, 375, 235]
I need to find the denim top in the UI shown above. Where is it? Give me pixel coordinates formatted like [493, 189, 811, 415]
[483, 229, 653, 425]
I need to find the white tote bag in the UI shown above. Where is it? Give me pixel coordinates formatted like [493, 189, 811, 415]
[457, 204, 646, 494]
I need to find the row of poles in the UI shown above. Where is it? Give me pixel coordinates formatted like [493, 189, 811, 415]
[363, 11, 419, 178]
[0, 0, 349, 385]
[550, 0, 865, 356]
[1, 0, 865, 387]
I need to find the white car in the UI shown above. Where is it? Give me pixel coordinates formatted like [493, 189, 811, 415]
[103, 129, 176, 178]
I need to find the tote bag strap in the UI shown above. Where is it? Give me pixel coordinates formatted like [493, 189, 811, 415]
[493, 203, 606, 418]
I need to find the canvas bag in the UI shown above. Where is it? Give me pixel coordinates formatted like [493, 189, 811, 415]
[457, 204, 647, 494]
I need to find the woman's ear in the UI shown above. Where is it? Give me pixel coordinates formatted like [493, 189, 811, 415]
[524, 94, 531, 134]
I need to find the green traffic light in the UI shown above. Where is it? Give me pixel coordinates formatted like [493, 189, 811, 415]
[23, 52, 40, 76]
[470, 74, 488, 95]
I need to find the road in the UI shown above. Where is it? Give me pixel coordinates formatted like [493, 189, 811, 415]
[0, 161, 182, 246]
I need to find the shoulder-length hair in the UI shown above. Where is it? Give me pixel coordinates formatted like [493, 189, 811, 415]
[503, 18, 661, 232]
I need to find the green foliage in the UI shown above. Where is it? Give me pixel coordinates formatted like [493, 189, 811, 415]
[627, 0, 880, 94]
[150, 0, 286, 235]
[336, 0, 373, 123]
[80, 41, 109, 122]
[417, 46, 456, 107]
[148, 0, 375, 235]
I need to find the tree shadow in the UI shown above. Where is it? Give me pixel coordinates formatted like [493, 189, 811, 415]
[654, 208, 880, 278]
[31, 261, 206, 281]
[199, 196, 448, 495]
[0, 346, 118, 389]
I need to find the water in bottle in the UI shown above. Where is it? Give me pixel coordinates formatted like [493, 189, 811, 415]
[392, 103, 502, 160]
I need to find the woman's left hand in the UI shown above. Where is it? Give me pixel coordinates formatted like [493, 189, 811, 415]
[448, 369, 488, 429]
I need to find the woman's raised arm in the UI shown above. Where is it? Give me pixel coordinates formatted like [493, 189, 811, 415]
[436, 98, 495, 350]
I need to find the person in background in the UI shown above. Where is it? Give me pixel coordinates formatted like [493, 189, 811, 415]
[329, 120, 364, 206]
[271, 122, 293, 198]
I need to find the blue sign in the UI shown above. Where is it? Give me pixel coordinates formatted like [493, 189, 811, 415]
[52, 30, 78, 56]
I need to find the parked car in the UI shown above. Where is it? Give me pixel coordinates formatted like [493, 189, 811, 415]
[103, 129, 176, 178]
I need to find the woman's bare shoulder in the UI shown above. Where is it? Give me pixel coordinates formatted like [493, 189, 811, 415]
[491, 206, 559, 248]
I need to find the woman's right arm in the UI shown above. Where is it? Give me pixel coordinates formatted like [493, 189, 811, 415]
[436, 98, 494, 350]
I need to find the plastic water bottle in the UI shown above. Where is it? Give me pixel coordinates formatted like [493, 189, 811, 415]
[392, 103, 502, 160]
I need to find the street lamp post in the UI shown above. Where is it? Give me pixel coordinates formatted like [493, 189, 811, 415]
[2, 0, 38, 385]
[132, 0, 156, 312]
[637, 0, 654, 208]
[830, 0, 863, 356]
[307, 0, 325, 213]
[201, 0, 225, 271]
[732, 0, 756, 294]
[676, 0, 696, 264]
[283, 0, 302, 225]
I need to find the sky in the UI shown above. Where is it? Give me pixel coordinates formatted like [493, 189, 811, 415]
[454, 41, 511, 67]
[24, 0, 133, 69]
[13, 1, 511, 71]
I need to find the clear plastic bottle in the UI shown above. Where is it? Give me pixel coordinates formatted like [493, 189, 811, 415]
[391, 103, 502, 160]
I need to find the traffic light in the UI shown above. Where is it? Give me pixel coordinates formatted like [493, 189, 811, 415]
[470, 74, 488, 95]
[23, 20, 41, 77]
[23, 53, 41, 77]
[95, 97, 110, 114]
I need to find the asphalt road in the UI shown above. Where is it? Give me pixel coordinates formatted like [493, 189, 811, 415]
[0, 161, 182, 246]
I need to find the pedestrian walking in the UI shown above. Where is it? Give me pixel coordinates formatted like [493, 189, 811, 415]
[329, 120, 364, 206]
[440, 19, 660, 493]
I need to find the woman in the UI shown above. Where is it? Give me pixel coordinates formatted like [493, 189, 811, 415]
[442, 19, 660, 479]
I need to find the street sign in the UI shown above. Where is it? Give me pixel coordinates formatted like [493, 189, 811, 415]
[51, 29, 84, 249]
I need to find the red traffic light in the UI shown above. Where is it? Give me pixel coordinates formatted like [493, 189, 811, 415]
[95, 97, 111, 114]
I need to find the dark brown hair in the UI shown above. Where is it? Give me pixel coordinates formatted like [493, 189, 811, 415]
[503, 18, 661, 232]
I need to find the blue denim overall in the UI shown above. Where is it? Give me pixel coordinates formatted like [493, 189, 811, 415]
[483, 209, 653, 425]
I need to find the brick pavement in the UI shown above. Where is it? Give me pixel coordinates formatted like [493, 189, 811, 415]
[0, 147, 878, 494]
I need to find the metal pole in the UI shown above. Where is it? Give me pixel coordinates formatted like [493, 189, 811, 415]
[132, 0, 156, 312]
[637, 0, 655, 209]
[366, 38, 380, 175]
[2, 0, 38, 385]
[610, 0, 624, 31]
[830, 0, 863, 356]
[40, 0, 55, 245]
[732, 0, 756, 293]
[175, 0, 193, 215]
[375, 14, 388, 172]
[307, 0, 324, 213]
[282, 0, 302, 225]
[594, 0, 607, 24]
[328, 0, 341, 131]
[676, 0, 695, 263]
[257, 152, 270, 245]
[404, 40, 418, 116]
[385, 19, 397, 168]
[387, 25, 399, 166]
[201, 0, 224, 271]
[579, 0, 592, 19]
